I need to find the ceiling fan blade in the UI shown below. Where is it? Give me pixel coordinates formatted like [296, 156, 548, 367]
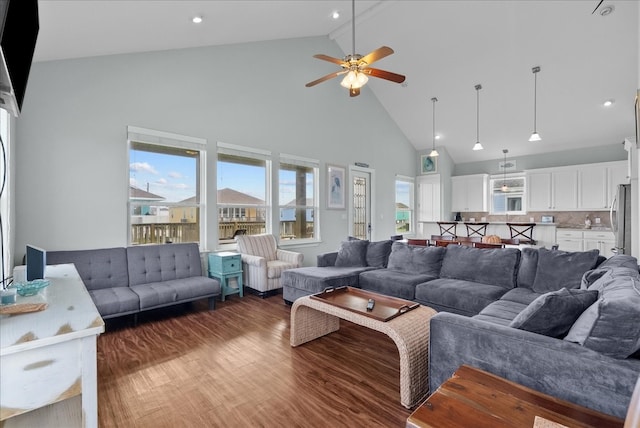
[360, 46, 394, 66]
[349, 87, 360, 97]
[363, 67, 406, 84]
[305, 71, 344, 87]
[591, 0, 604, 14]
[312, 54, 346, 66]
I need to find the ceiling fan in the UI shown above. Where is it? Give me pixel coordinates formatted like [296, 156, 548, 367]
[305, 0, 406, 97]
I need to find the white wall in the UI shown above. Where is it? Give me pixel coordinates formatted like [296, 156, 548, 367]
[13, 36, 417, 265]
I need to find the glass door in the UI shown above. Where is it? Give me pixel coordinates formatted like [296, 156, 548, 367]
[350, 169, 372, 240]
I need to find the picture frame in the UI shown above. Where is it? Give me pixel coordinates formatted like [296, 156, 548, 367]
[327, 164, 346, 210]
[499, 159, 517, 172]
[421, 154, 437, 174]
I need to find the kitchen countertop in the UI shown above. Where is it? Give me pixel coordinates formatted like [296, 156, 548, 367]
[556, 226, 612, 231]
[418, 221, 557, 226]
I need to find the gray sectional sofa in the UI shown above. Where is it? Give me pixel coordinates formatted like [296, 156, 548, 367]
[46, 243, 221, 321]
[282, 239, 640, 418]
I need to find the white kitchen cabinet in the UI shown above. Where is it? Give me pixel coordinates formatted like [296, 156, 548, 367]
[527, 171, 552, 211]
[577, 165, 608, 210]
[583, 230, 616, 258]
[527, 168, 577, 211]
[606, 162, 629, 208]
[555, 230, 583, 252]
[451, 174, 488, 212]
[417, 174, 441, 222]
[556, 229, 615, 257]
[577, 161, 628, 210]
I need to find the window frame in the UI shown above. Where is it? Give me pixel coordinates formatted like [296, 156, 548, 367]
[278, 153, 320, 245]
[489, 173, 527, 215]
[127, 126, 207, 248]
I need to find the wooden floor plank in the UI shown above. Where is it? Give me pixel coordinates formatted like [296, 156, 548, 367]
[97, 294, 412, 427]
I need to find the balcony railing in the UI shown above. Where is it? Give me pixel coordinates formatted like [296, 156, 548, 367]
[130, 221, 314, 245]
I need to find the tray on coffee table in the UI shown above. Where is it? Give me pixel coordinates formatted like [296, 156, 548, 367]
[310, 286, 419, 322]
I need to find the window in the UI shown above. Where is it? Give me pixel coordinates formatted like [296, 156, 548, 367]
[217, 143, 271, 244]
[128, 127, 206, 247]
[279, 155, 319, 242]
[395, 177, 414, 234]
[490, 174, 526, 215]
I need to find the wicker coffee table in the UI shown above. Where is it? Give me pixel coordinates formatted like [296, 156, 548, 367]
[290, 290, 437, 409]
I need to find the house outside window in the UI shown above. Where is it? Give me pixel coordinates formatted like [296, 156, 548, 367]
[278, 154, 319, 242]
[395, 176, 414, 234]
[217, 143, 271, 244]
[128, 127, 206, 247]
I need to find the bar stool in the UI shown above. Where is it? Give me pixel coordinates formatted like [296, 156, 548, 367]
[464, 222, 489, 237]
[436, 222, 458, 238]
[506, 223, 537, 245]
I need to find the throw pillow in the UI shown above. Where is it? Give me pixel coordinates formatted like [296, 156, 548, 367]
[366, 240, 393, 268]
[509, 288, 598, 337]
[531, 248, 600, 293]
[581, 266, 640, 291]
[597, 254, 639, 270]
[439, 244, 521, 289]
[516, 247, 539, 289]
[334, 240, 369, 267]
[387, 242, 445, 275]
[565, 274, 640, 359]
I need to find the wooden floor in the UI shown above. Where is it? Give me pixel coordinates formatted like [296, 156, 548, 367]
[97, 293, 413, 427]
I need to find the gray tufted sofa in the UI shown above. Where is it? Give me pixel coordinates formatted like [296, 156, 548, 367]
[46, 243, 221, 321]
[282, 239, 640, 418]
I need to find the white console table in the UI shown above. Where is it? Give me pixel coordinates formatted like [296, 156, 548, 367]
[0, 264, 104, 427]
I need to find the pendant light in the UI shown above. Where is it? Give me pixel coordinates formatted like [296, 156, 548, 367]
[501, 149, 509, 192]
[473, 84, 484, 151]
[429, 97, 439, 157]
[528, 66, 541, 142]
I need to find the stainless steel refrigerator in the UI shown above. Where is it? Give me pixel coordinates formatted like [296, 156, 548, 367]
[610, 183, 632, 255]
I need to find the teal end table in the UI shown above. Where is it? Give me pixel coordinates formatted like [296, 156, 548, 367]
[208, 251, 243, 301]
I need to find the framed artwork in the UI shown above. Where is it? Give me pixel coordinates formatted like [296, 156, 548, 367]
[327, 164, 346, 209]
[499, 159, 517, 172]
[421, 155, 437, 174]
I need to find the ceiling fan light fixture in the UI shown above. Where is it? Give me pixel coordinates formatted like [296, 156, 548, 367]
[528, 132, 541, 142]
[305, 0, 404, 97]
[473, 142, 484, 151]
[340, 70, 368, 89]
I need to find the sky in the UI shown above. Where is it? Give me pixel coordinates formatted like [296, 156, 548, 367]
[130, 149, 314, 206]
[130, 149, 196, 203]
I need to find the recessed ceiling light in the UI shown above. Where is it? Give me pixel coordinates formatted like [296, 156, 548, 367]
[603, 99, 615, 107]
[192, 16, 203, 24]
[435, 134, 441, 140]
[331, 10, 340, 20]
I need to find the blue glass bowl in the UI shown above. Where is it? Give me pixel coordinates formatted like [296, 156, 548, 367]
[12, 279, 50, 296]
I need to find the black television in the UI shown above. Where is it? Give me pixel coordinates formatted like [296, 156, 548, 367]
[0, 0, 39, 117]
[26, 244, 46, 281]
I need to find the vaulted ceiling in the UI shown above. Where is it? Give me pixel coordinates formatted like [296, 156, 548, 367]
[33, 1, 639, 164]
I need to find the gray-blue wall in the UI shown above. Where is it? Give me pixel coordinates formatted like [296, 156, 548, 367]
[13, 36, 417, 264]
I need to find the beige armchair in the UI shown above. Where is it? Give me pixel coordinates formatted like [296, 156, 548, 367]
[235, 234, 303, 296]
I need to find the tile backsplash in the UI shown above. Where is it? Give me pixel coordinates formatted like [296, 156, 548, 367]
[459, 211, 611, 229]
